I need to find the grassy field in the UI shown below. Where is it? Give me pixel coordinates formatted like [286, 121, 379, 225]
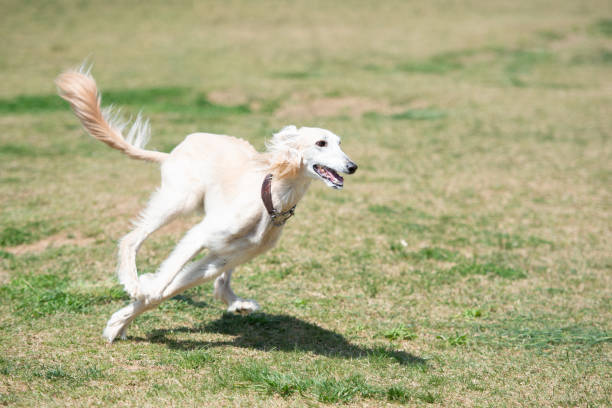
[1, 0, 611, 406]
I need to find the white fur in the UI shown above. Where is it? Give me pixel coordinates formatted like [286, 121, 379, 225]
[56, 66, 357, 343]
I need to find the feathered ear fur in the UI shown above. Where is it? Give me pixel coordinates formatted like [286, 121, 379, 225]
[263, 125, 303, 179]
[274, 125, 298, 139]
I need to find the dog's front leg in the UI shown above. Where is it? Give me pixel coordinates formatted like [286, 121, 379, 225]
[214, 270, 260, 314]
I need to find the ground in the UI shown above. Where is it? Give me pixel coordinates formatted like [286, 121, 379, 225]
[0, 0, 611, 406]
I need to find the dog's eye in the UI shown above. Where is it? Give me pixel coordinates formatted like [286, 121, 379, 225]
[316, 140, 327, 147]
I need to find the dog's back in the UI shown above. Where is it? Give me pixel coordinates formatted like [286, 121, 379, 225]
[161, 133, 262, 211]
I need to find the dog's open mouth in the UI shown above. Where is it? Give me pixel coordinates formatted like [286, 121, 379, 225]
[313, 164, 344, 188]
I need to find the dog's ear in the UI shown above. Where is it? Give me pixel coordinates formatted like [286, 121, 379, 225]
[266, 126, 300, 153]
[267, 125, 302, 152]
[273, 125, 299, 141]
[265, 125, 303, 178]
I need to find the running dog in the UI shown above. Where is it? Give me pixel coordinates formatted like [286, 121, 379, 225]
[55, 66, 357, 343]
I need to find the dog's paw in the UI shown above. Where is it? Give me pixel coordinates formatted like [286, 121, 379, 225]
[103, 313, 129, 343]
[227, 299, 260, 315]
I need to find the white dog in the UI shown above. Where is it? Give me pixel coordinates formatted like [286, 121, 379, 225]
[55, 66, 358, 343]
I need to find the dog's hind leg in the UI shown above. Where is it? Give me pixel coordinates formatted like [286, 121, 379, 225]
[213, 270, 260, 314]
[102, 299, 154, 342]
[103, 253, 227, 343]
[118, 187, 199, 299]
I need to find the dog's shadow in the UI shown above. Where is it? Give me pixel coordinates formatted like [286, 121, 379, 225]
[144, 311, 425, 366]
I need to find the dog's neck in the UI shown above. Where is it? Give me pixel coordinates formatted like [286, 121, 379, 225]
[270, 172, 312, 213]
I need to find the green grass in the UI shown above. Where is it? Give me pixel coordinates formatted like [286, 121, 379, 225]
[448, 260, 527, 280]
[391, 108, 448, 121]
[0, 0, 610, 406]
[0, 87, 251, 116]
[382, 325, 418, 341]
[0, 94, 67, 114]
[591, 18, 612, 37]
[399, 53, 464, 74]
[436, 333, 469, 347]
[0, 271, 127, 318]
[233, 362, 435, 404]
[0, 356, 107, 385]
[480, 324, 611, 350]
[0, 221, 58, 246]
[394, 46, 569, 88]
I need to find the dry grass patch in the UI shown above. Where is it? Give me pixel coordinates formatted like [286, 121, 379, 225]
[275, 94, 405, 119]
[4, 231, 96, 255]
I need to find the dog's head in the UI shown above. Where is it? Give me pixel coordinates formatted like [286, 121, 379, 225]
[268, 126, 358, 189]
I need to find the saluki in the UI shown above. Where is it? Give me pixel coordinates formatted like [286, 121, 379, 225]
[55, 66, 358, 343]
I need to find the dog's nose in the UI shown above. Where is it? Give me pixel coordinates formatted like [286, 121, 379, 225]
[346, 162, 358, 174]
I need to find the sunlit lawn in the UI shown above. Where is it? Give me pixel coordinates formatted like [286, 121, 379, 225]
[1, 1, 610, 406]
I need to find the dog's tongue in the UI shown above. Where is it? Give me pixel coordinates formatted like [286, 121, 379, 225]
[324, 167, 343, 184]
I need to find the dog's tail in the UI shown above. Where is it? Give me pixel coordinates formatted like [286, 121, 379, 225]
[55, 65, 169, 163]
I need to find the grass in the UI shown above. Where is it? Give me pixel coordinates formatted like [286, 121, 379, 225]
[0, 356, 107, 385]
[233, 362, 434, 404]
[0, 221, 58, 246]
[480, 323, 611, 350]
[391, 108, 448, 121]
[0, 0, 611, 406]
[0, 271, 127, 318]
[591, 18, 612, 37]
[0, 87, 251, 118]
[382, 325, 418, 341]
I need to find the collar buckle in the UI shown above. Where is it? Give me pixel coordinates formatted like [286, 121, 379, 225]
[270, 206, 296, 226]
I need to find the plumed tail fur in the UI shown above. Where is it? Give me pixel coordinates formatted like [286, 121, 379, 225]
[55, 66, 169, 163]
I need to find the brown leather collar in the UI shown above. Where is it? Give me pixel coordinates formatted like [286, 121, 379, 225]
[261, 173, 296, 226]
